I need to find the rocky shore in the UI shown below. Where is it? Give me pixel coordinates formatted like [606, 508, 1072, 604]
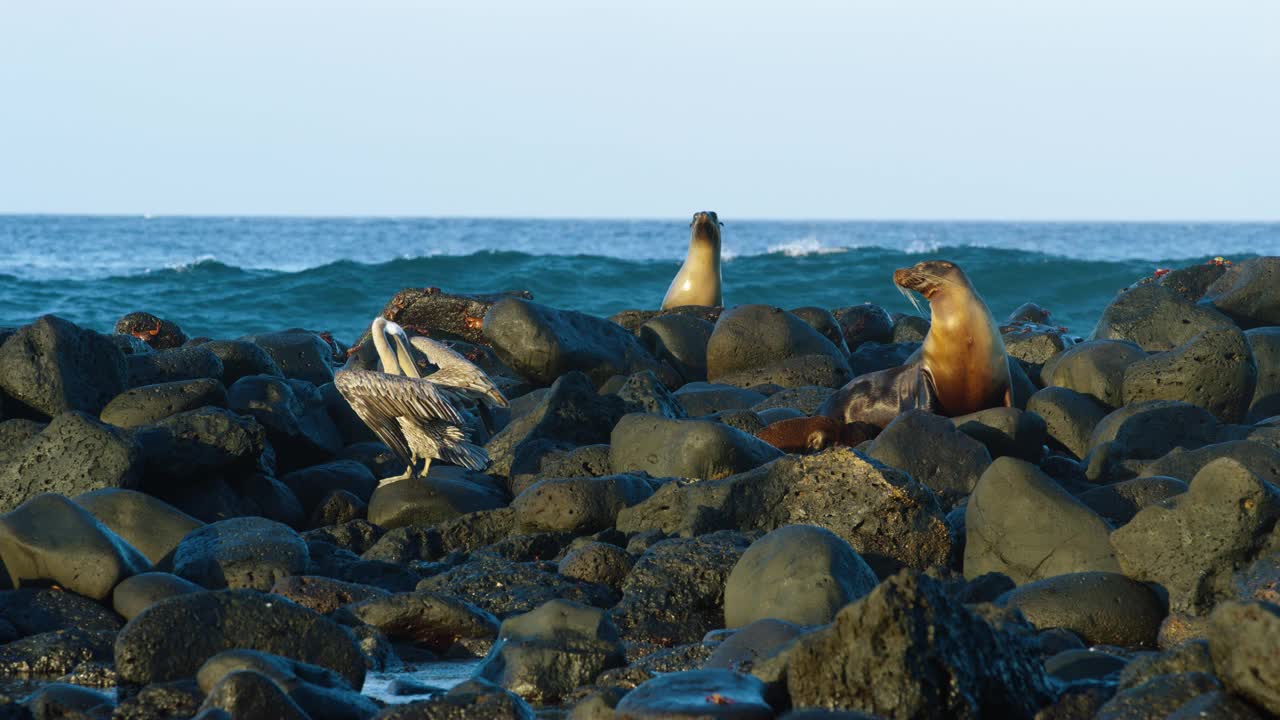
[0, 257, 1277, 719]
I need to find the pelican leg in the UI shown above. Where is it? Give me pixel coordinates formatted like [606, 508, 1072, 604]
[377, 471, 411, 488]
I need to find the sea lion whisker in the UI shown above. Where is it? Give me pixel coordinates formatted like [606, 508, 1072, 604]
[897, 284, 926, 316]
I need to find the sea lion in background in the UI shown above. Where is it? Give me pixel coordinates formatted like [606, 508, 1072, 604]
[661, 211, 723, 309]
[759, 260, 1010, 453]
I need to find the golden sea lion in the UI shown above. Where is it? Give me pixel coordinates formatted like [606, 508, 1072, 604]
[661, 211, 723, 309]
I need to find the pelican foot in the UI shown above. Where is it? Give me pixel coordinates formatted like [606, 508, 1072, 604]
[377, 473, 411, 488]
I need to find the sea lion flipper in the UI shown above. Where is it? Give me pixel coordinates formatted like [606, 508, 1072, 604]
[918, 366, 941, 414]
[1003, 386, 1013, 408]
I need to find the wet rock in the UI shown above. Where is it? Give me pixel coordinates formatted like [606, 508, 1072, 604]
[952, 407, 1047, 462]
[99, 378, 227, 429]
[1201, 256, 1280, 329]
[965, 457, 1120, 584]
[335, 590, 498, 655]
[845, 341, 917, 377]
[558, 542, 633, 590]
[1111, 458, 1280, 613]
[751, 386, 834, 416]
[115, 588, 367, 688]
[373, 677, 535, 719]
[610, 414, 782, 481]
[23, 683, 115, 718]
[724, 525, 877, 628]
[892, 315, 931, 343]
[197, 669, 310, 720]
[866, 410, 992, 508]
[674, 383, 768, 416]
[1042, 340, 1146, 408]
[704, 618, 805, 676]
[199, 339, 284, 385]
[227, 374, 343, 471]
[1026, 386, 1110, 459]
[0, 412, 142, 513]
[477, 599, 625, 704]
[1093, 672, 1222, 720]
[1087, 400, 1223, 465]
[1167, 691, 1268, 720]
[1077, 476, 1188, 526]
[609, 532, 751, 646]
[787, 570, 1052, 719]
[706, 305, 849, 383]
[0, 493, 150, 600]
[240, 330, 337, 385]
[171, 517, 309, 591]
[367, 469, 506, 530]
[1001, 572, 1165, 647]
[0, 315, 127, 419]
[1121, 326, 1257, 423]
[126, 346, 224, 388]
[73, 488, 203, 565]
[714, 354, 852, 390]
[513, 474, 655, 535]
[1043, 648, 1127, 683]
[417, 554, 614, 618]
[614, 669, 773, 720]
[0, 628, 115, 678]
[485, 372, 626, 479]
[789, 307, 850, 355]
[483, 298, 671, 387]
[280, 460, 378, 516]
[832, 304, 894, 352]
[112, 572, 204, 621]
[612, 371, 686, 419]
[639, 314, 714, 384]
[617, 448, 953, 578]
[1092, 284, 1236, 352]
[196, 648, 378, 720]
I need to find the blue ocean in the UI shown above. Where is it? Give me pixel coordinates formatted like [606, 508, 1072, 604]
[2, 215, 1277, 343]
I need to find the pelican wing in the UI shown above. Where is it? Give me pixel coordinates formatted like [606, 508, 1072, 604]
[410, 336, 509, 407]
[401, 417, 490, 472]
[335, 369, 465, 465]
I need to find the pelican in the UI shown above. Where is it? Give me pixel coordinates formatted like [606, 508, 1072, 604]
[336, 317, 503, 487]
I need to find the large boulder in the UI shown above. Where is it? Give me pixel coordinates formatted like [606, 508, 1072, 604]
[1091, 284, 1236, 352]
[1078, 476, 1189, 526]
[114, 311, 188, 350]
[366, 468, 507, 530]
[1247, 327, 1280, 422]
[1001, 572, 1166, 647]
[673, 383, 767, 417]
[485, 372, 626, 479]
[865, 410, 992, 509]
[965, 457, 1120, 584]
[512, 474, 656, 535]
[196, 649, 378, 720]
[171, 517, 309, 591]
[712, 353, 853, 390]
[73, 488, 203, 565]
[0, 411, 143, 513]
[705, 305, 850, 383]
[1111, 458, 1280, 614]
[112, 571, 204, 621]
[0, 315, 127, 419]
[483, 298, 672, 387]
[126, 346, 224, 387]
[335, 590, 498, 654]
[1122, 326, 1257, 423]
[378, 287, 531, 345]
[724, 525, 878, 628]
[1201, 256, 1280, 329]
[1086, 400, 1223, 466]
[227, 375, 343, 471]
[832, 304, 895, 351]
[1207, 600, 1280, 715]
[99, 378, 227, 428]
[790, 306, 851, 354]
[610, 414, 781, 481]
[279, 460, 377, 516]
[1140, 440, 1280, 487]
[0, 493, 151, 600]
[613, 669, 773, 720]
[239, 331, 337, 385]
[416, 554, 614, 618]
[786, 570, 1053, 719]
[1026, 386, 1110, 459]
[199, 339, 284, 385]
[638, 314, 714, 384]
[1042, 340, 1146, 408]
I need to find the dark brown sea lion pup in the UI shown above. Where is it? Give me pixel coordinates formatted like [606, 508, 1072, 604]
[662, 211, 723, 309]
[757, 260, 1011, 452]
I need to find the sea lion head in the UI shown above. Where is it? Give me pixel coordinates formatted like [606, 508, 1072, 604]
[893, 259, 970, 300]
[690, 211, 722, 248]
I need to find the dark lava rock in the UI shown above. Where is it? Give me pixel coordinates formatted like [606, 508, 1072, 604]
[476, 599, 625, 704]
[139, 405, 274, 483]
[1141, 440, 1280, 487]
[1042, 340, 1146, 408]
[724, 524, 877, 628]
[416, 554, 614, 618]
[0, 412, 142, 512]
[713, 353, 852, 390]
[787, 570, 1052, 719]
[366, 469, 507, 530]
[126, 346, 224, 388]
[305, 541, 418, 593]
[866, 410, 992, 509]
[1112, 458, 1280, 614]
[558, 542, 634, 590]
[1026, 386, 1110, 459]
[199, 339, 284, 385]
[196, 648, 378, 720]
[171, 517, 309, 591]
[99, 378, 226, 429]
[1077, 477, 1188, 526]
[337, 441, 405, 480]
[0, 315, 127, 419]
[1122, 326, 1257, 423]
[614, 669, 773, 720]
[845, 341, 918, 377]
[309, 489, 368, 529]
[1003, 324, 1074, 380]
[704, 618, 805, 674]
[1043, 648, 1128, 683]
[616, 448, 953, 578]
[610, 414, 782, 481]
[673, 383, 767, 417]
[0, 587, 122, 637]
[1001, 572, 1166, 647]
[0, 628, 115, 678]
[239, 330, 337, 385]
[303, 519, 384, 556]
[114, 588, 366, 689]
[484, 371, 626, 479]
[608, 532, 750, 646]
[1007, 303, 1054, 325]
[1091, 284, 1236, 352]
[751, 386, 834, 416]
[280, 460, 378, 515]
[512, 474, 655, 535]
[1134, 261, 1229, 301]
[335, 590, 498, 654]
[360, 526, 443, 565]
[112, 678, 204, 720]
[965, 457, 1120, 584]
[1093, 672, 1222, 720]
[952, 407, 1047, 462]
[115, 313, 188, 350]
[515, 443, 613, 492]
[434, 508, 516, 555]
[483, 298, 671, 387]
[1202, 256, 1280, 329]
[379, 287, 531, 344]
[373, 677, 535, 719]
[1119, 640, 1215, 690]
[832, 304, 894, 352]
[0, 493, 150, 600]
[197, 669, 310, 720]
[1207, 600, 1280, 715]
[892, 315, 931, 343]
[613, 370, 687, 419]
[270, 575, 389, 615]
[227, 374, 343, 471]
[710, 409, 769, 435]
[1247, 327, 1280, 422]
[789, 307, 851, 355]
[639, 314, 714, 384]
[0, 418, 44, 465]
[706, 305, 850, 383]
[1087, 400, 1223, 465]
[112, 571, 204, 621]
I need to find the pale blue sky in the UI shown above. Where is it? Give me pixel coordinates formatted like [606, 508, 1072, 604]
[1, 0, 1277, 219]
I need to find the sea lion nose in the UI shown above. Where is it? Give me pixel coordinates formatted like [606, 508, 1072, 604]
[893, 268, 912, 285]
